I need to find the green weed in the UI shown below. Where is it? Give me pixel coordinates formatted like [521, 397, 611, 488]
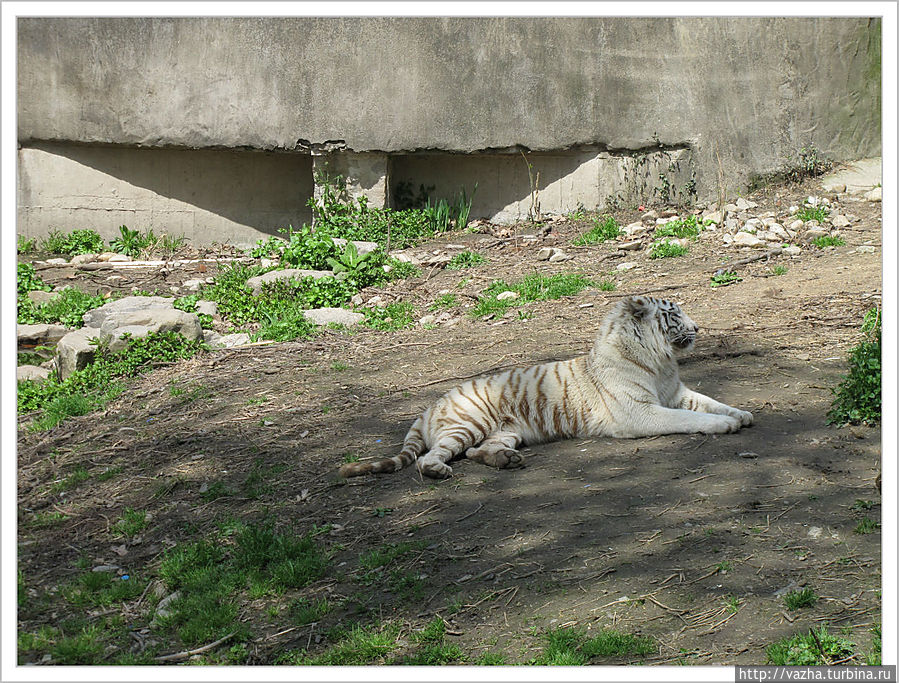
[766, 627, 854, 665]
[771, 264, 788, 276]
[330, 361, 350, 371]
[429, 293, 458, 311]
[17, 286, 108, 328]
[290, 597, 331, 626]
[811, 235, 845, 249]
[828, 307, 881, 425]
[51, 466, 91, 493]
[854, 518, 880, 535]
[18, 235, 37, 253]
[534, 626, 653, 665]
[62, 571, 144, 609]
[796, 206, 829, 223]
[653, 215, 708, 240]
[301, 622, 401, 665]
[360, 541, 427, 571]
[851, 499, 875, 511]
[572, 215, 622, 245]
[41, 228, 105, 255]
[361, 302, 415, 331]
[446, 250, 487, 270]
[649, 240, 689, 259]
[472, 272, 596, 318]
[783, 587, 818, 610]
[110, 225, 159, 257]
[710, 271, 742, 288]
[113, 508, 149, 538]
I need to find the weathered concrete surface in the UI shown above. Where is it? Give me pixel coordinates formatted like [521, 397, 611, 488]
[16, 17, 881, 237]
[17, 142, 314, 245]
[821, 158, 882, 194]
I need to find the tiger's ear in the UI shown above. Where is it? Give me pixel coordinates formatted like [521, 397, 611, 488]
[624, 296, 649, 320]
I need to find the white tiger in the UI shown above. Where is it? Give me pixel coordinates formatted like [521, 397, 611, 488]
[339, 295, 753, 479]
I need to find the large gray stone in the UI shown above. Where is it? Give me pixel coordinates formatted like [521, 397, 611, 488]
[82, 296, 176, 328]
[213, 332, 252, 348]
[56, 328, 102, 378]
[332, 238, 380, 256]
[245, 269, 334, 295]
[302, 308, 365, 327]
[17, 365, 51, 382]
[27, 290, 58, 305]
[17, 323, 70, 348]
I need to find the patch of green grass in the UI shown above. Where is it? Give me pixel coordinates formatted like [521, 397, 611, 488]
[18, 234, 37, 253]
[811, 235, 846, 249]
[51, 624, 107, 664]
[783, 587, 818, 610]
[854, 518, 880, 535]
[17, 262, 52, 296]
[715, 560, 733, 573]
[41, 228, 105, 255]
[572, 215, 622, 245]
[724, 595, 741, 613]
[851, 499, 875, 511]
[653, 215, 707, 240]
[361, 302, 416, 331]
[386, 258, 422, 280]
[387, 569, 425, 602]
[476, 651, 507, 665]
[290, 597, 332, 626]
[200, 481, 234, 502]
[51, 466, 91, 493]
[359, 540, 427, 572]
[18, 331, 207, 427]
[710, 271, 742, 288]
[25, 511, 69, 528]
[649, 240, 689, 259]
[796, 205, 829, 223]
[828, 307, 881, 425]
[113, 508, 149, 538]
[766, 627, 854, 665]
[770, 264, 788, 276]
[596, 279, 616, 291]
[867, 625, 881, 665]
[17, 286, 108, 328]
[446, 250, 487, 270]
[302, 622, 402, 665]
[62, 571, 144, 609]
[534, 626, 654, 665]
[472, 272, 596, 318]
[330, 361, 350, 371]
[429, 293, 458, 311]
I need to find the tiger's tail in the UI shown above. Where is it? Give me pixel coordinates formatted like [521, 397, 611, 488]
[338, 416, 427, 478]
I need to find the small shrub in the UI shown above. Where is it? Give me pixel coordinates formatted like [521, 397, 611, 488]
[827, 307, 881, 425]
[472, 273, 595, 318]
[385, 258, 421, 280]
[110, 225, 158, 257]
[17, 262, 52, 296]
[41, 228, 105, 255]
[649, 240, 689, 259]
[710, 271, 742, 288]
[18, 235, 37, 253]
[18, 287, 107, 328]
[446, 250, 487, 270]
[572, 215, 622, 245]
[783, 588, 818, 610]
[811, 235, 846, 249]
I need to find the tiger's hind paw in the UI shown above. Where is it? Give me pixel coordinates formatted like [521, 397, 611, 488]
[417, 456, 453, 479]
[466, 447, 525, 470]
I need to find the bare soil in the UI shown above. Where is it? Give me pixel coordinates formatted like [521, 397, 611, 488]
[17, 174, 882, 666]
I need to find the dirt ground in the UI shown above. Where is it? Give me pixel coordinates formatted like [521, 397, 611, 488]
[17, 173, 882, 666]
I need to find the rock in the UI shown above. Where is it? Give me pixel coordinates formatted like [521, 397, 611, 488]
[496, 291, 520, 301]
[367, 295, 387, 308]
[536, 247, 554, 261]
[622, 222, 647, 235]
[81, 296, 171, 328]
[419, 253, 453, 267]
[618, 241, 642, 251]
[804, 220, 820, 230]
[702, 210, 723, 224]
[17, 323, 70, 348]
[830, 183, 847, 193]
[26, 290, 58, 305]
[802, 229, 829, 242]
[387, 251, 417, 264]
[182, 279, 206, 292]
[735, 197, 757, 210]
[96, 252, 119, 262]
[806, 195, 820, 207]
[789, 219, 804, 232]
[17, 365, 50, 382]
[56, 328, 101, 378]
[655, 218, 672, 226]
[783, 245, 802, 256]
[302, 308, 365, 327]
[107, 325, 157, 352]
[766, 223, 789, 240]
[245, 269, 333, 295]
[724, 203, 739, 213]
[732, 232, 766, 248]
[107, 254, 132, 262]
[213, 332, 252, 348]
[743, 218, 762, 233]
[757, 231, 782, 243]
[418, 314, 436, 326]
[856, 245, 876, 254]
[864, 186, 882, 202]
[350, 294, 364, 307]
[194, 300, 216, 316]
[548, 250, 572, 262]
[616, 262, 638, 272]
[724, 218, 740, 233]
[331, 238, 380, 255]
[87, 299, 202, 340]
[722, 234, 733, 245]
[203, 330, 222, 345]
[151, 591, 181, 625]
[45, 257, 69, 265]
[831, 215, 850, 228]
[640, 210, 658, 222]
[69, 253, 97, 265]
[788, 205, 799, 215]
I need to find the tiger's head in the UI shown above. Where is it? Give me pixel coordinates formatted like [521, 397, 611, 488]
[615, 296, 699, 354]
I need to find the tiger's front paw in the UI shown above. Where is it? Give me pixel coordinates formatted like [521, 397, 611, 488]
[734, 410, 753, 427]
[417, 456, 453, 479]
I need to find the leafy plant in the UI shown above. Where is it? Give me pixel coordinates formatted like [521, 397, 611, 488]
[251, 235, 286, 259]
[572, 215, 622, 245]
[385, 258, 421, 280]
[280, 224, 340, 270]
[828, 307, 881, 424]
[796, 205, 829, 223]
[113, 508, 149, 537]
[17, 262, 52, 296]
[811, 235, 846, 249]
[783, 588, 818, 610]
[18, 235, 37, 253]
[41, 228, 105, 255]
[361, 302, 415, 331]
[429, 293, 458, 311]
[710, 271, 742, 288]
[18, 287, 107, 328]
[766, 627, 854, 665]
[446, 250, 487, 270]
[653, 215, 708, 240]
[649, 240, 689, 259]
[110, 225, 158, 257]
[472, 273, 595, 318]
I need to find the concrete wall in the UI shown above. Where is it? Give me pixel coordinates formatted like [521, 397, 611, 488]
[17, 16, 881, 243]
